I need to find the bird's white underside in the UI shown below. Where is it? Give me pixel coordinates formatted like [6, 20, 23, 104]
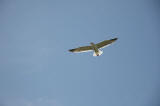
[74, 50, 93, 53]
[93, 50, 103, 56]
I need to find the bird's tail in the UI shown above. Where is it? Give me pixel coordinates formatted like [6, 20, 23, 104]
[93, 50, 103, 56]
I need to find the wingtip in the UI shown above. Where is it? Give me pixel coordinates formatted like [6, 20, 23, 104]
[69, 49, 75, 52]
[113, 38, 118, 40]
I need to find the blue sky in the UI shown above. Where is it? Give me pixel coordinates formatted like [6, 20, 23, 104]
[0, 0, 160, 106]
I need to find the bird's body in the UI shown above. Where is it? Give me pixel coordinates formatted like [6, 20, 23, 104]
[69, 38, 118, 56]
[90, 42, 102, 56]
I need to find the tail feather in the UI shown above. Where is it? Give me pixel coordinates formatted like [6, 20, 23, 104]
[98, 50, 103, 56]
[93, 50, 103, 56]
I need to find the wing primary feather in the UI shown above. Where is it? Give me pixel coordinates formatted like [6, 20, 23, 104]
[69, 49, 76, 52]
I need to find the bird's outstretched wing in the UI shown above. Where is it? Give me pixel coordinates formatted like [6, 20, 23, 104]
[69, 46, 93, 53]
[96, 38, 118, 48]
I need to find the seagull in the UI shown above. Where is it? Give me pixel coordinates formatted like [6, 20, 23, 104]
[69, 38, 118, 56]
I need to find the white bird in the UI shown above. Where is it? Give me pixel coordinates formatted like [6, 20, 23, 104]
[69, 38, 118, 56]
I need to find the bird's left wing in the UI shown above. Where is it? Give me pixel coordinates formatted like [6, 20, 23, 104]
[96, 38, 118, 48]
[69, 46, 93, 53]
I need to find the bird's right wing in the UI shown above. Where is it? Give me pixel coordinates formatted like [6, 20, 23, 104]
[69, 46, 93, 53]
[96, 38, 118, 48]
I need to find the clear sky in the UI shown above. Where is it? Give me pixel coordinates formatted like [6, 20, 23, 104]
[0, 0, 160, 106]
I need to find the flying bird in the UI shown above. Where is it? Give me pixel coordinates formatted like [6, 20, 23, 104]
[69, 38, 118, 56]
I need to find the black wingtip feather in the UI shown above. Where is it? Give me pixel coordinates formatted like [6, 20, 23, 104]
[112, 38, 118, 40]
[69, 49, 75, 52]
